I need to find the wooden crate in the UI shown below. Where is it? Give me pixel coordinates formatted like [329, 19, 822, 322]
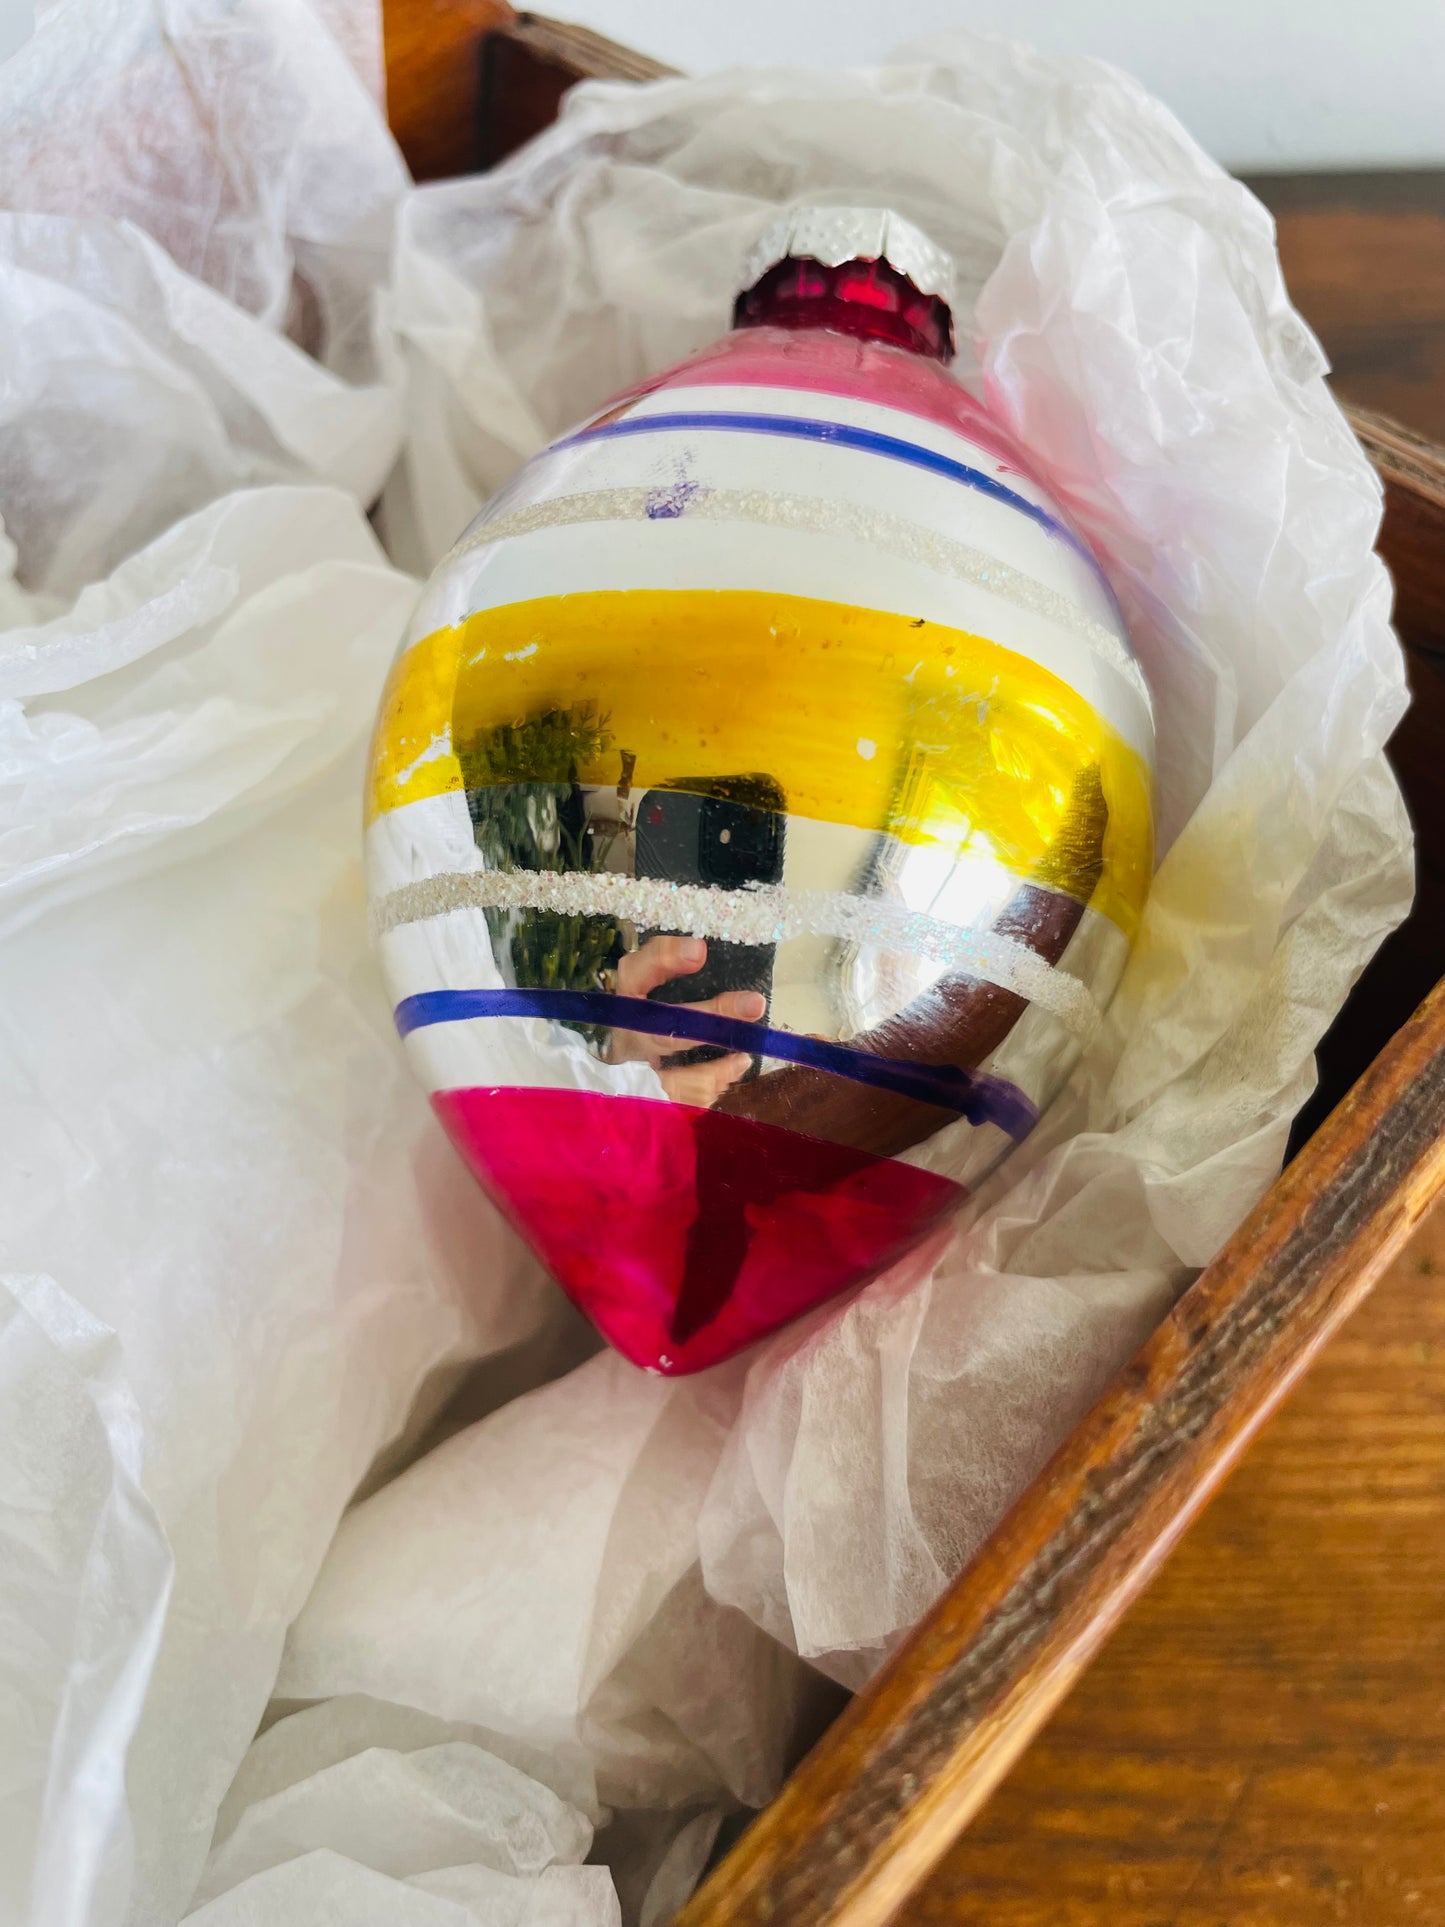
[380, 9, 1445, 1920]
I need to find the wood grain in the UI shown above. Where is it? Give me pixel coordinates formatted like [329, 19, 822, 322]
[675, 978, 1445, 1927]
[1258, 171, 1445, 660]
[1357, 410, 1445, 659]
[1246, 171, 1445, 447]
[382, 0, 518, 182]
[907, 1204, 1445, 1927]
[475, 15, 675, 170]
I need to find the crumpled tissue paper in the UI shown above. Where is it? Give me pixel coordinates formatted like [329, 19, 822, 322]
[190, 1733, 601, 1915]
[0, 1, 1414, 1923]
[276, 1352, 819, 1813]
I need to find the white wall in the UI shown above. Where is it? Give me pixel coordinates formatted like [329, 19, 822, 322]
[557, 0, 1445, 172]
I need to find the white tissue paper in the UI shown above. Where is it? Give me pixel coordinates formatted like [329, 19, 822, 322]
[0, 2, 1414, 1924]
[0, 476, 570, 1926]
[193, 1737, 594, 1906]
[276, 1352, 817, 1812]
[184, 1852, 620, 1927]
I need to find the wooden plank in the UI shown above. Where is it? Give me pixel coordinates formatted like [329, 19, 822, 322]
[909, 1209, 1445, 1925]
[475, 16, 674, 171]
[676, 978, 1445, 1927]
[493, 12, 676, 85]
[384, 3, 673, 178]
[1353, 409, 1445, 653]
[1247, 171, 1445, 446]
[383, 0, 517, 182]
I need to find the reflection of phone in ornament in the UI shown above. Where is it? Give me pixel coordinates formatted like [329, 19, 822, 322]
[633, 778, 786, 1071]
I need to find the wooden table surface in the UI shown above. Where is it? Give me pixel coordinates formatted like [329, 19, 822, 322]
[905, 170, 1445, 1927]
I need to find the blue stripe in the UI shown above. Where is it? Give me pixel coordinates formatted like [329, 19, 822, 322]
[554, 409, 1085, 558]
[395, 987, 1036, 1139]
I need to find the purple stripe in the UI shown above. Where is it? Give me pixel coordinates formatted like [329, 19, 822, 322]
[395, 987, 1036, 1139]
[552, 408, 1101, 570]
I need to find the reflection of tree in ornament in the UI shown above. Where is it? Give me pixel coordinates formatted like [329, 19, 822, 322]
[456, 704, 623, 994]
[1029, 762, 1108, 902]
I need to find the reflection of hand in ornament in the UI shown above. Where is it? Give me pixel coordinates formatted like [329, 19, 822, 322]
[608, 935, 764, 1107]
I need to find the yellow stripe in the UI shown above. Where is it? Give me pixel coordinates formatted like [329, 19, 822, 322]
[367, 589, 1152, 936]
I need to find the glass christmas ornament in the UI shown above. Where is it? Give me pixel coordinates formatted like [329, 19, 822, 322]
[367, 205, 1154, 1374]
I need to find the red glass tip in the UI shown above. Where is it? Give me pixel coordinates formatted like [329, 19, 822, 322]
[733, 255, 955, 363]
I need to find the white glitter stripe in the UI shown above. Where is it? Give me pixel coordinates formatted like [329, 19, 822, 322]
[372, 869, 1100, 1041]
[443, 485, 1148, 704]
